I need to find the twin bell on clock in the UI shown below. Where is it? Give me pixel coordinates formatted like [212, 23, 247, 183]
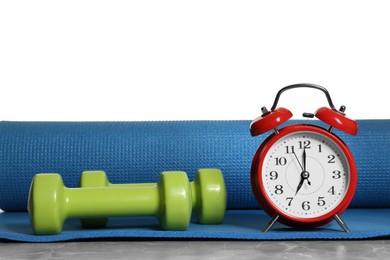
[249, 83, 358, 233]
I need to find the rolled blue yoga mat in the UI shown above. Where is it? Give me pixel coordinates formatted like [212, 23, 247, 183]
[1, 119, 390, 242]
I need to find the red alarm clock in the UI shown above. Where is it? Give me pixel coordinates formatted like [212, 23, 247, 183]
[250, 84, 358, 232]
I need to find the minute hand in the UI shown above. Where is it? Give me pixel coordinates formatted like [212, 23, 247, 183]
[302, 148, 311, 186]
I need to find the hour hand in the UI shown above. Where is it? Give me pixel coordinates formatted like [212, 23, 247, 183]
[295, 178, 304, 196]
[295, 169, 311, 195]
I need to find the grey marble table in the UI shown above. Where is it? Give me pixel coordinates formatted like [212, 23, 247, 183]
[1, 240, 389, 260]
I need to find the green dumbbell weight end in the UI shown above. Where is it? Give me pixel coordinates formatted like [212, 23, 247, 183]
[80, 169, 227, 228]
[28, 171, 192, 235]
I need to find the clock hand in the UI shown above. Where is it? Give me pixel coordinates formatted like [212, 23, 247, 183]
[295, 178, 304, 196]
[295, 170, 311, 196]
[292, 150, 304, 171]
[302, 148, 311, 186]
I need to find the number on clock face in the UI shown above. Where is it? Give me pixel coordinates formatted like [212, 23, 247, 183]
[262, 131, 350, 218]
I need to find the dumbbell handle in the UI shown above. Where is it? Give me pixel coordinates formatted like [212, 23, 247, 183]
[65, 186, 160, 218]
[96, 182, 198, 210]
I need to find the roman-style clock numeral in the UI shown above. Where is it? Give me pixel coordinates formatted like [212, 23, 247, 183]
[275, 185, 283, 194]
[275, 157, 287, 166]
[317, 197, 326, 206]
[285, 145, 295, 154]
[286, 197, 293, 206]
[298, 140, 311, 149]
[332, 170, 341, 179]
[269, 171, 278, 180]
[302, 201, 310, 211]
[328, 155, 336, 163]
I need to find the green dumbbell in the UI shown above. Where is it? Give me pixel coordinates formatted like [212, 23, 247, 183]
[28, 171, 193, 235]
[79, 169, 227, 228]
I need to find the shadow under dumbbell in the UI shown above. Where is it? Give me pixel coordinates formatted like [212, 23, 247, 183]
[3, 211, 269, 236]
[93, 217, 162, 231]
[2, 215, 164, 237]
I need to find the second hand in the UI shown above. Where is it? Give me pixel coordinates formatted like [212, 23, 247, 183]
[292, 150, 304, 171]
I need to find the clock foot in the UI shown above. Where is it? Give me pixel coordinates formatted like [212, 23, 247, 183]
[263, 214, 279, 233]
[333, 214, 350, 233]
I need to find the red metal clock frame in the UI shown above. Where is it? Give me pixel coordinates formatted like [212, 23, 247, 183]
[251, 124, 358, 228]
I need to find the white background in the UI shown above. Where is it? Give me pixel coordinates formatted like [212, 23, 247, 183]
[1, 1, 389, 121]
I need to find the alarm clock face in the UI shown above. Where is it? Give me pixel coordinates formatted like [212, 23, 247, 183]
[252, 125, 357, 226]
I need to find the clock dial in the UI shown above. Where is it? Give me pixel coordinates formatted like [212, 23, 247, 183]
[261, 131, 350, 219]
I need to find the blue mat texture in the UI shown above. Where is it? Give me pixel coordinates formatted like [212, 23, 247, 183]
[0, 120, 390, 241]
